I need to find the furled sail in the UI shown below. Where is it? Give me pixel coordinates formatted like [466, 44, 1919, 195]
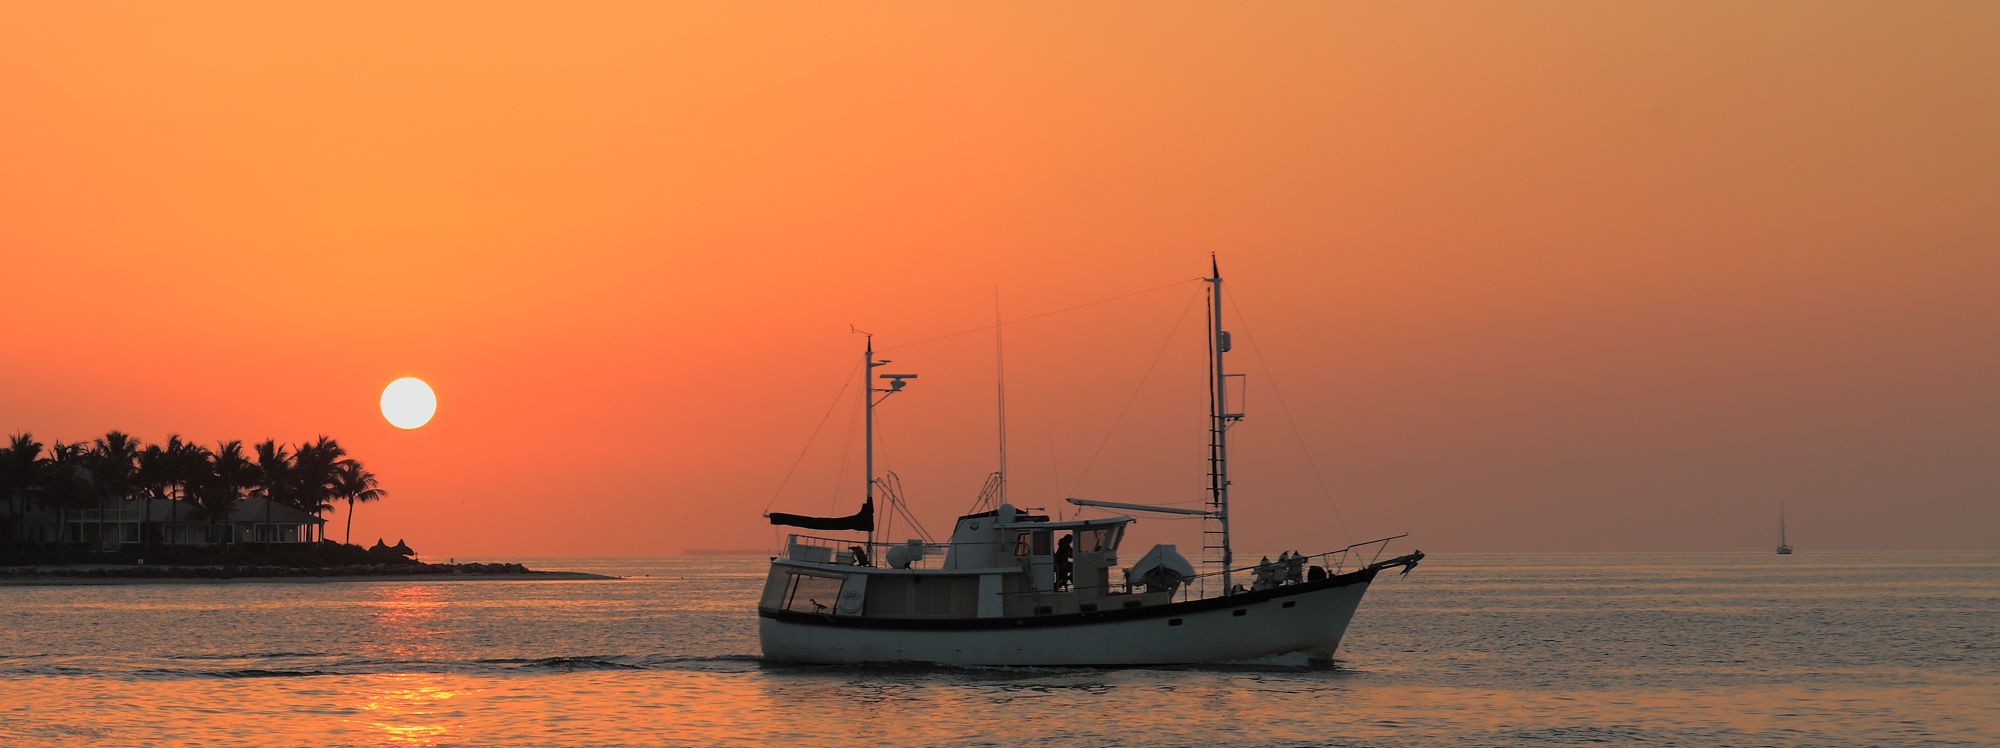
[768, 498, 873, 532]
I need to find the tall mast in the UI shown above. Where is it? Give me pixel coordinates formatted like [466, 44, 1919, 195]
[864, 337, 878, 552]
[1205, 255, 1242, 595]
[1780, 502, 1787, 547]
[864, 334, 916, 556]
[995, 289, 1008, 506]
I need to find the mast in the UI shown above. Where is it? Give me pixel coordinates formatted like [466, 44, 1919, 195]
[1205, 255, 1242, 595]
[995, 289, 1008, 506]
[864, 334, 916, 556]
[1779, 502, 1788, 548]
[865, 337, 878, 552]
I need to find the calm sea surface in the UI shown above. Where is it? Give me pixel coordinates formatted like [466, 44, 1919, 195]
[3, 552, 1995, 747]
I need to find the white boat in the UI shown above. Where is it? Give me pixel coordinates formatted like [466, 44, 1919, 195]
[1777, 502, 1794, 555]
[757, 259, 1422, 666]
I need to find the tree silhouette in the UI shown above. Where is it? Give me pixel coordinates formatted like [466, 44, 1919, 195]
[42, 442, 98, 564]
[251, 439, 293, 543]
[203, 441, 256, 545]
[1, 433, 45, 552]
[167, 437, 208, 542]
[290, 436, 346, 538]
[2, 430, 390, 560]
[332, 459, 388, 545]
[88, 431, 143, 551]
[136, 441, 169, 549]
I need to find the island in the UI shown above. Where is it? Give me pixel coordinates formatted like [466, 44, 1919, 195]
[1, 431, 606, 582]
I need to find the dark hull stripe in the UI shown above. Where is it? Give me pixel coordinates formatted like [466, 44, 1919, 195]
[760, 566, 1381, 632]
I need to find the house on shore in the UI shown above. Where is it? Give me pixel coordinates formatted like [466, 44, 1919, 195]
[14, 499, 327, 551]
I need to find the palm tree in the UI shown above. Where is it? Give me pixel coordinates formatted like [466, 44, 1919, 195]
[140, 436, 203, 547]
[289, 436, 345, 542]
[1, 433, 45, 551]
[251, 439, 293, 543]
[205, 441, 255, 546]
[88, 431, 143, 551]
[42, 442, 99, 563]
[136, 438, 178, 549]
[166, 437, 207, 515]
[136, 442, 167, 548]
[331, 459, 388, 545]
[189, 443, 247, 547]
[0, 443, 11, 550]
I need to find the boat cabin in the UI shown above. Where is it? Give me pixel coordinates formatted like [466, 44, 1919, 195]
[761, 502, 1196, 622]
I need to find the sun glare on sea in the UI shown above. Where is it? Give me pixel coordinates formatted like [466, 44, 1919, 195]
[381, 377, 437, 429]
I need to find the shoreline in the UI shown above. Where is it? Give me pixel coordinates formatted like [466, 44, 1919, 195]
[0, 571, 615, 586]
[0, 562, 618, 586]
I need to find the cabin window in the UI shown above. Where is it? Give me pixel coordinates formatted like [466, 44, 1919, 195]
[1014, 531, 1052, 557]
[1077, 528, 1108, 552]
[781, 572, 844, 614]
[914, 579, 954, 616]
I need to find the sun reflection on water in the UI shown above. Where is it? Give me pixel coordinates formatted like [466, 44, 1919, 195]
[351, 585, 471, 746]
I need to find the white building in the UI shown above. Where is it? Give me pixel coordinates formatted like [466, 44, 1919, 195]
[42, 498, 328, 551]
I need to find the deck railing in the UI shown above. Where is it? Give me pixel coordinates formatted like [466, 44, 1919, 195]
[994, 534, 1417, 604]
[781, 533, 952, 569]
[782, 531, 1418, 606]
[1180, 533, 1414, 598]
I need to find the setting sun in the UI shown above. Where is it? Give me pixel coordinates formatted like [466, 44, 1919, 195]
[381, 377, 437, 429]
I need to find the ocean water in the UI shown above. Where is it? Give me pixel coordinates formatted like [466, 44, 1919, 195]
[2, 552, 1995, 747]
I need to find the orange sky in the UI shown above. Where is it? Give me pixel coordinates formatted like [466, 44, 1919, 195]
[3, 2, 1995, 556]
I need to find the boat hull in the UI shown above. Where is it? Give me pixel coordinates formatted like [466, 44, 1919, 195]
[759, 567, 1381, 666]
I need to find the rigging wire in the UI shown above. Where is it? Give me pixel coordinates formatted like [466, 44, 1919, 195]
[885, 478, 901, 541]
[872, 413, 937, 543]
[763, 358, 864, 515]
[878, 472, 937, 543]
[882, 277, 1203, 353]
[1064, 286, 1206, 498]
[1225, 290, 1354, 544]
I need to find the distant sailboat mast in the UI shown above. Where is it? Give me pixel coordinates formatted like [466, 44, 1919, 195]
[1777, 502, 1794, 555]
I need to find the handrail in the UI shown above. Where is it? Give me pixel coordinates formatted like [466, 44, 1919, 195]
[781, 533, 954, 569]
[1142, 534, 1410, 594]
[784, 530, 1418, 606]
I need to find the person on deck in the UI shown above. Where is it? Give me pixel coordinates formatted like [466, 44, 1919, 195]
[1054, 534, 1075, 591]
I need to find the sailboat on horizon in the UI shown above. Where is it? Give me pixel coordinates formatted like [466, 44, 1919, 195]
[1777, 502, 1794, 555]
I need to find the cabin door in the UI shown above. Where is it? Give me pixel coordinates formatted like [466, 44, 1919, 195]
[1015, 530, 1055, 591]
